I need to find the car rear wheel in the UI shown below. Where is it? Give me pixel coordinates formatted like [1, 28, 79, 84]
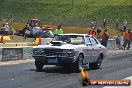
[35, 60, 44, 71]
[89, 55, 103, 69]
[73, 54, 84, 72]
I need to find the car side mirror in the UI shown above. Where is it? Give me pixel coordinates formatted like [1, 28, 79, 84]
[86, 43, 92, 46]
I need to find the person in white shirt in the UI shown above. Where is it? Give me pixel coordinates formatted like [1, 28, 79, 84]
[3, 23, 10, 35]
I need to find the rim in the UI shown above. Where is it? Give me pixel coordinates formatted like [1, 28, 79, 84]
[97, 57, 102, 67]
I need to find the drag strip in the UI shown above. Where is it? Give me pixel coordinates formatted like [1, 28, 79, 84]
[0, 50, 132, 88]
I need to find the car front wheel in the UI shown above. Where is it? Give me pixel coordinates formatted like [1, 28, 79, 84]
[35, 60, 44, 71]
[89, 55, 103, 69]
[73, 54, 84, 72]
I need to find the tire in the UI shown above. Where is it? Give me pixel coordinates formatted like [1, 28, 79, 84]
[35, 60, 44, 71]
[89, 54, 103, 70]
[73, 54, 84, 72]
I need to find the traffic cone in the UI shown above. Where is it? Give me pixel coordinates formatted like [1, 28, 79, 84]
[0, 36, 3, 43]
[35, 37, 41, 45]
[38, 37, 41, 45]
[10, 35, 14, 40]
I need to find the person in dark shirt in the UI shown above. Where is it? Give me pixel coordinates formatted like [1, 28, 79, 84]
[101, 29, 109, 47]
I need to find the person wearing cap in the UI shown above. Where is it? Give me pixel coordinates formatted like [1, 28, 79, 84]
[123, 29, 132, 50]
[53, 24, 63, 35]
[101, 29, 109, 47]
[3, 23, 10, 35]
[88, 27, 96, 37]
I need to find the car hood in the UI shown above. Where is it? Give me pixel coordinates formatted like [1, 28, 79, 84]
[33, 41, 85, 49]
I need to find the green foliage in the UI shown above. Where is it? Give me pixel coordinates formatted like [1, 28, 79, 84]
[0, 0, 132, 27]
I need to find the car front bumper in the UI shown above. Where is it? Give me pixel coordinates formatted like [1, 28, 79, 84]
[33, 56, 76, 65]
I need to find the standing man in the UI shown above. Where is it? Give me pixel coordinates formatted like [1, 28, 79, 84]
[96, 27, 101, 39]
[123, 20, 128, 31]
[3, 23, 10, 35]
[103, 19, 107, 29]
[101, 29, 109, 47]
[94, 20, 97, 29]
[123, 29, 132, 50]
[89, 27, 96, 37]
[90, 20, 97, 29]
[53, 24, 63, 35]
[115, 20, 119, 30]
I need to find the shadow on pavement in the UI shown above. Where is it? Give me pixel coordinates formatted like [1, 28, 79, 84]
[31, 66, 99, 74]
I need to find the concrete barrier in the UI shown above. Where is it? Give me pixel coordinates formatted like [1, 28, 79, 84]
[107, 39, 116, 49]
[99, 39, 116, 50]
[2, 48, 23, 61]
[23, 47, 33, 59]
[0, 46, 34, 61]
[0, 48, 2, 61]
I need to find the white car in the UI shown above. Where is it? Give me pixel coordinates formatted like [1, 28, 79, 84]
[33, 34, 107, 72]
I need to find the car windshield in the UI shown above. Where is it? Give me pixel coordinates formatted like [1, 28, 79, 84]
[53, 35, 85, 44]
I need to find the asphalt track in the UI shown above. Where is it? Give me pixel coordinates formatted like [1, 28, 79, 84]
[0, 50, 132, 88]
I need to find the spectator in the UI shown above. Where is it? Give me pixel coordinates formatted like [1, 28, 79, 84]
[94, 20, 97, 29]
[115, 35, 121, 49]
[103, 19, 107, 29]
[90, 20, 97, 29]
[101, 29, 109, 47]
[53, 24, 63, 35]
[123, 20, 128, 31]
[90, 21, 94, 28]
[123, 29, 132, 50]
[3, 23, 10, 35]
[115, 20, 119, 30]
[96, 27, 101, 39]
[88, 27, 96, 37]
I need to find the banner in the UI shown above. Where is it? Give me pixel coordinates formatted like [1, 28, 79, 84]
[2, 48, 23, 61]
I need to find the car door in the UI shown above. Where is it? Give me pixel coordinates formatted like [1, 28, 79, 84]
[83, 36, 95, 63]
[89, 36, 101, 60]
[84, 36, 99, 62]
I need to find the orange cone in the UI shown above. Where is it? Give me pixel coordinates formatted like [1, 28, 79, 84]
[35, 37, 41, 45]
[0, 36, 3, 43]
[10, 35, 13, 39]
[38, 37, 41, 45]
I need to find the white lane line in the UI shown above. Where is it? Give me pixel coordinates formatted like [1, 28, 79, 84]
[103, 76, 132, 88]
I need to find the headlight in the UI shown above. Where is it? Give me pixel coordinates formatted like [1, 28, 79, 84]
[33, 48, 45, 55]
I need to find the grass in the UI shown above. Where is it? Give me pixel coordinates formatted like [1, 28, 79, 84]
[0, 0, 132, 28]
[0, 0, 130, 41]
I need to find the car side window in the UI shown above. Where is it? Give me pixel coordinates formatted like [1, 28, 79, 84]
[85, 36, 91, 43]
[89, 37, 98, 46]
[92, 36, 99, 44]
